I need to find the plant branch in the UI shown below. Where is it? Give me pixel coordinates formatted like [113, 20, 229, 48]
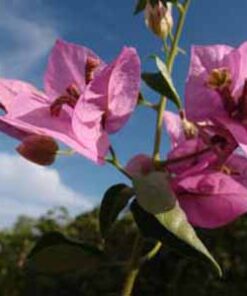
[106, 146, 132, 180]
[152, 0, 191, 163]
[121, 234, 144, 296]
[140, 241, 162, 265]
[160, 147, 211, 167]
[167, 0, 191, 73]
[121, 1, 192, 295]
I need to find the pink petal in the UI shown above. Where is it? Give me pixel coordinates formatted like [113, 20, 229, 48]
[217, 117, 247, 156]
[71, 64, 112, 162]
[0, 117, 30, 140]
[163, 111, 185, 148]
[72, 95, 110, 163]
[234, 42, 247, 95]
[104, 47, 141, 133]
[167, 138, 214, 175]
[125, 154, 154, 177]
[177, 172, 247, 228]
[226, 154, 247, 187]
[5, 93, 106, 164]
[7, 92, 49, 118]
[185, 45, 240, 122]
[0, 79, 43, 112]
[188, 45, 234, 76]
[44, 39, 103, 100]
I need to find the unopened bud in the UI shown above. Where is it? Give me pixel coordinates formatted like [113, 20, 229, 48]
[144, 1, 173, 39]
[182, 118, 198, 139]
[17, 135, 59, 166]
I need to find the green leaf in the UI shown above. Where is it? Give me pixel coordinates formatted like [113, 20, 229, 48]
[27, 232, 103, 274]
[154, 55, 182, 108]
[133, 172, 176, 215]
[131, 200, 222, 277]
[134, 0, 147, 14]
[99, 184, 135, 238]
[149, 0, 158, 6]
[142, 56, 182, 109]
[166, 0, 178, 3]
[149, 0, 173, 6]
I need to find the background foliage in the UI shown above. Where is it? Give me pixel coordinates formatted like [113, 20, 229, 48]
[0, 207, 247, 295]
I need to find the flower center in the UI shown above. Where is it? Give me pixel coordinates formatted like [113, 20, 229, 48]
[210, 134, 228, 150]
[206, 68, 240, 117]
[220, 165, 240, 176]
[50, 57, 100, 117]
[236, 79, 247, 122]
[50, 84, 80, 117]
[85, 57, 101, 84]
[207, 68, 232, 90]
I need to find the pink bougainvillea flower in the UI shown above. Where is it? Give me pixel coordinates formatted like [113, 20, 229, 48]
[163, 111, 237, 174]
[126, 152, 247, 229]
[0, 79, 42, 139]
[72, 46, 141, 147]
[0, 39, 141, 164]
[125, 111, 246, 229]
[185, 42, 247, 155]
[175, 157, 247, 228]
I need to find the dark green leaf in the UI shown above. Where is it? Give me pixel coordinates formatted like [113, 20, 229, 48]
[166, 0, 178, 3]
[154, 55, 181, 108]
[100, 184, 134, 238]
[142, 56, 182, 109]
[149, 0, 177, 8]
[27, 232, 103, 274]
[149, 0, 158, 6]
[133, 171, 176, 215]
[134, 0, 147, 14]
[131, 200, 222, 277]
[142, 72, 167, 94]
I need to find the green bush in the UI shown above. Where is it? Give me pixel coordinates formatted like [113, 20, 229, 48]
[0, 208, 247, 295]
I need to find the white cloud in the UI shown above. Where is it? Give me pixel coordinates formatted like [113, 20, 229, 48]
[0, 0, 58, 77]
[0, 153, 94, 228]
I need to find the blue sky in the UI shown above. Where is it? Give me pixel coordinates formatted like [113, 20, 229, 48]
[0, 0, 247, 227]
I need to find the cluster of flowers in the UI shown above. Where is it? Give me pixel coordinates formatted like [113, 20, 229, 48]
[1, 37, 247, 231]
[0, 39, 141, 164]
[127, 42, 247, 229]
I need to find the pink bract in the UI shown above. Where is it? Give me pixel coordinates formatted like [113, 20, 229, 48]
[0, 39, 141, 164]
[185, 42, 247, 156]
[126, 152, 247, 229]
[125, 111, 247, 229]
[163, 111, 237, 174]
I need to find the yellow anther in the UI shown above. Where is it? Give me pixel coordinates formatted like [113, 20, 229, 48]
[207, 68, 232, 90]
[220, 164, 239, 176]
[181, 118, 198, 139]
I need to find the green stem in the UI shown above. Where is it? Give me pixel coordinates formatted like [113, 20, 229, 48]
[167, 0, 191, 73]
[106, 146, 132, 180]
[153, 96, 167, 162]
[160, 147, 211, 167]
[138, 92, 158, 110]
[121, 238, 162, 296]
[121, 1, 191, 295]
[140, 241, 162, 264]
[56, 149, 74, 156]
[152, 0, 191, 162]
[121, 234, 143, 296]
[139, 100, 159, 110]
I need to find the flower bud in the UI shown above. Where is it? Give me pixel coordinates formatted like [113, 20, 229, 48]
[144, 1, 173, 39]
[16, 135, 59, 166]
[182, 118, 198, 139]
